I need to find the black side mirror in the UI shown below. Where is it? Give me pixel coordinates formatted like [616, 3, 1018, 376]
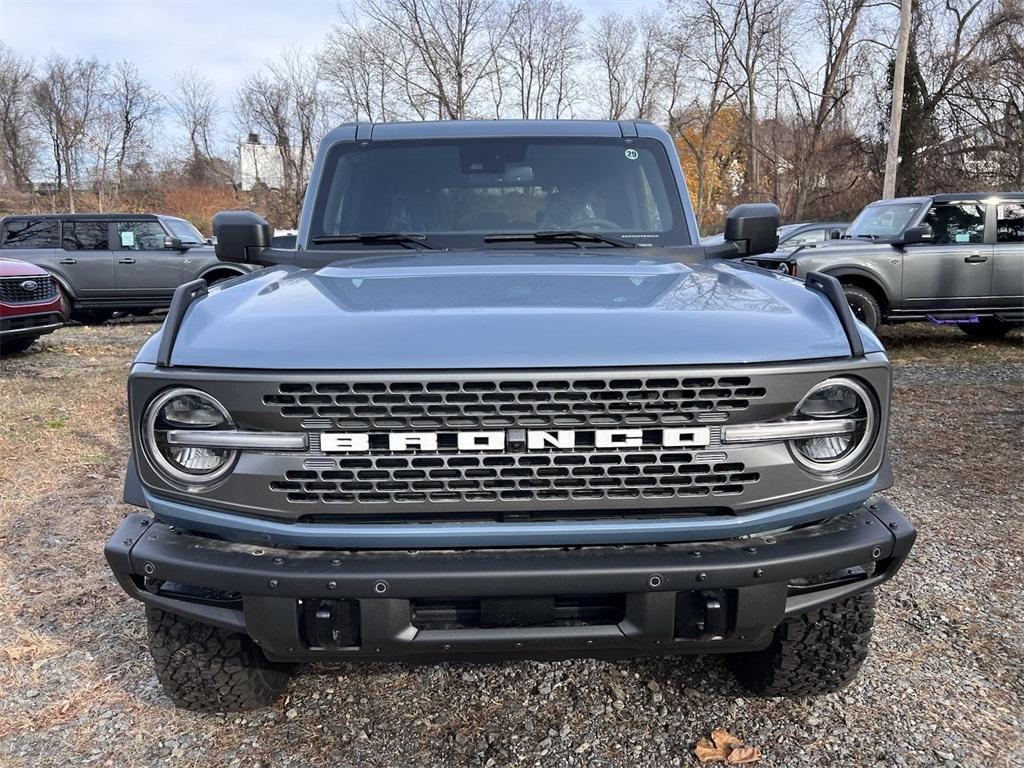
[164, 236, 188, 251]
[830, 229, 842, 239]
[899, 224, 932, 246]
[723, 203, 781, 257]
[213, 210, 271, 264]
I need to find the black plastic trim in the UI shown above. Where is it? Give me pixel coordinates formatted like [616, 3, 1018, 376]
[155, 278, 207, 367]
[805, 271, 865, 357]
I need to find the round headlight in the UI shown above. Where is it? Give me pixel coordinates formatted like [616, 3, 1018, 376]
[790, 378, 876, 474]
[143, 388, 236, 487]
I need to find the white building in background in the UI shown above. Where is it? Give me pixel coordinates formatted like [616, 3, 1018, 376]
[237, 134, 286, 191]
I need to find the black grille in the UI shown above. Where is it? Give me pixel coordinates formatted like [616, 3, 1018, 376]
[265, 375, 767, 430]
[270, 450, 760, 506]
[0, 275, 57, 304]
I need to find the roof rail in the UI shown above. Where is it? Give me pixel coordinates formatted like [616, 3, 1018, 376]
[805, 271, 865, 357]
[156, 279, 208, 367]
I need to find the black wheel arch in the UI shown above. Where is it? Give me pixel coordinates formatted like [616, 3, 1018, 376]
[197, 266, 248, 285]
[821, 268, 892, 315]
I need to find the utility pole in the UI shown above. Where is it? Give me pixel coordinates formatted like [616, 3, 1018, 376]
[883, 0, 913, 199]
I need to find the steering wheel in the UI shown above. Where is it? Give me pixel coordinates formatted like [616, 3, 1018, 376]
[565, 217, 622, 232]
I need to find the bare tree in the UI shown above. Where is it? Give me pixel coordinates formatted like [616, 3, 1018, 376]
[322, 13, 410, 121]
[31, 55, 107, 211]
[353, 0, 521, 120]
[235, 50, 330, 225]
[106, 60, 162, 199]
[0, 44, 37, 190]
[495, 0, 584, 119]
[590, 12, 636, 120]
[168, 70, 224, 184]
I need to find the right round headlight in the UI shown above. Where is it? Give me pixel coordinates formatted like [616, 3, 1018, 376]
[143, 388, 236, 487]
[789, 378, 877, 474]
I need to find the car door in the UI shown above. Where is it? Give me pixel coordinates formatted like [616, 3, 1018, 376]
[113, 219, 183, 299]
[59, 220, 116, 297]
[992, 201, 1024, 310]
[901, 201, 994, 310]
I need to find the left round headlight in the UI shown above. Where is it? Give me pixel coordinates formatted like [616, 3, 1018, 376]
[789, 378, 877, 474]
[143, 388, 236, 487]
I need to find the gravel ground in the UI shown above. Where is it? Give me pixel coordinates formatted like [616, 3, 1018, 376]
[0, 321, 1021, 768]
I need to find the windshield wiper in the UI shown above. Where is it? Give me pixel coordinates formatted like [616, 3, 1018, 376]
[310, 232, 434, 249]
[484, 230, 639, 248]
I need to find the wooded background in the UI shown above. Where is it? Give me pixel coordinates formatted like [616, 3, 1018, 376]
[0, 0, 1021, 233]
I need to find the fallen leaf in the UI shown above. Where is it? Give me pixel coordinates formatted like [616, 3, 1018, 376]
[694, 737, 729, 763]
[726, 746, 762, 764]
[712, 729, 744, 750]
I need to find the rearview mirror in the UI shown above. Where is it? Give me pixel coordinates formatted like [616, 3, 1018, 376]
[213, 210, 272, 264]
[899, 224, 932, 246]
[723, 203, 781, 257]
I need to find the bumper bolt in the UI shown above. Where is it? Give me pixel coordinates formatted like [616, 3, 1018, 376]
[753, 569, 764, 578]
[268, 579, 279, 589]
[273, 557, 284, 565]
[374, 581, 388, 594]
[648, 574, 663, 589]
[889, 521, 899, 529]
[872, 547, 882, 559]
[745, 546, 757, 553]
[331, 558, 342, 566]
[143, 562, 155, 575]
[139, 519, 149, 526]
[327, 581, 337, 590]
[122, 538, 132, 546]
[697, 572, 707, 582]
[690, 551, 702, 558]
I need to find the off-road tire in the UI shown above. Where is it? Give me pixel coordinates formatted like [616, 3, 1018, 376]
[726, 592, 874, 696]
[958, 318, 1012, 340]
[841, 284, 881, 332]
[146, 607, 293, 712]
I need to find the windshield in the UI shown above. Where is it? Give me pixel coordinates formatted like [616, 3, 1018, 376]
[309, 137, 689, 249]
[163, 217, 205, 244]
[845, 203, 922, 239]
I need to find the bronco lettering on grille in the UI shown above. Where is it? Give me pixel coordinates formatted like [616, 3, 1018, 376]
[320, 428, 711, 453]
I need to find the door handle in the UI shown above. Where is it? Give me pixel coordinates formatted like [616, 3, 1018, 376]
[964, 254, 988, 264]
[59, 258, 77, 264]
[118, 257, 137, 264]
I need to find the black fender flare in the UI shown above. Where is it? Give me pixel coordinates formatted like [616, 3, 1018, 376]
[817, 266, 893, 309]
[43, 269, 76, 301]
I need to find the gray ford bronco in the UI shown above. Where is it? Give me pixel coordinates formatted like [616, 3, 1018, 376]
[105, 120, 916, 712]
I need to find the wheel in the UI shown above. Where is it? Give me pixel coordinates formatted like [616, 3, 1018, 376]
[958, 318, 1012, 340]
[73, 309, 115, 325]
[726, 592, 874, 696]
[146, 607, 293, 712]
[841, 284, 881, 332]
[0, 335, 38, 355]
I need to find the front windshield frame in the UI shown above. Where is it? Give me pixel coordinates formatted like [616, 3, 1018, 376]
[307, 136, 691, 250]
[845, 202, 923, 240]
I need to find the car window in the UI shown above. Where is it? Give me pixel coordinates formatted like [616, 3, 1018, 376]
[785, 228, 826, 246]
[996, 203, 1024, 243]
[845, 204, 921, 239]
[2, 219, 59, 248]
[62, 221, 109, 251]
[922, 203, 985, 245]
[116, 221, 168, 250]
[312, 137, 689, 248]
[162, 217, 205, 244]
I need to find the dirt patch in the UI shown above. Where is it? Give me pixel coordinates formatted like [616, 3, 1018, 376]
[0, 322, 1021, 767]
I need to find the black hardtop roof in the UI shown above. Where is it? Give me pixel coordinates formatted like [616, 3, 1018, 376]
[871, 192, 1024, 205]
[1, 212, 168, 221]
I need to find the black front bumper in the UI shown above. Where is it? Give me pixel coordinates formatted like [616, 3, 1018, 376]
[105, 497, 915, 663]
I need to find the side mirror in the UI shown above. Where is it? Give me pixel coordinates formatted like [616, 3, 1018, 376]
[899, 224, 932, 246]
[830, 229, 842, 240]
[213, 210, 271, 264]
[723, 203, 781, 257]
[164, 236, 187, 251]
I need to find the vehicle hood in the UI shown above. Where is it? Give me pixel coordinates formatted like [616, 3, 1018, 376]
[0, 257, 48, 278]
[141, 249, 880, 369]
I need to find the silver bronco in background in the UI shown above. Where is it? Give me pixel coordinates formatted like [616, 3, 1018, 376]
[764, 193, 1024, 336]
[105, 120, 915, 711]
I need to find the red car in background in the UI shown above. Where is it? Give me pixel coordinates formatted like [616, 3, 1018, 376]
[0, 258, 64, 354]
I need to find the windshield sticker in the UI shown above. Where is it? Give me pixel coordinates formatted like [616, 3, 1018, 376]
[624, 148, 639, 160]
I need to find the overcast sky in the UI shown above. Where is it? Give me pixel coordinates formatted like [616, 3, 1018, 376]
[0, 0, 659, 146]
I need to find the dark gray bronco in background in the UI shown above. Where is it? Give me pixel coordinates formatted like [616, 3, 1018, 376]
[764, 193, 1024, 336]
[105, 120, 916, 712]
[0, 213, 257, 322]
